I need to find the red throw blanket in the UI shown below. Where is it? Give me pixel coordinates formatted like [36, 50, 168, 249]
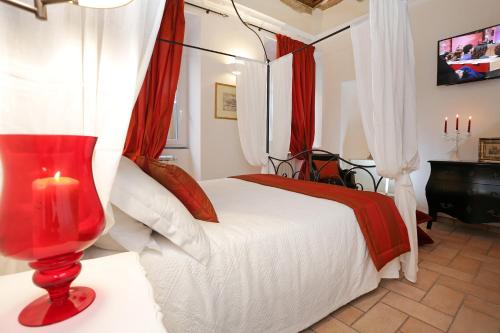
[232, 174, 410, 270]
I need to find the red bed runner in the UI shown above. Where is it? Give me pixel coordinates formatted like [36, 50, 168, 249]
[232, 174, 411, 270]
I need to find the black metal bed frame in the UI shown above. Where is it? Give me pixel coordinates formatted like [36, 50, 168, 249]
[268, 149, 384, 192]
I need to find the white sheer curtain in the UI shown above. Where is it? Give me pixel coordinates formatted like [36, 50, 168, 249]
[0, 0, 165, 274]
[269, 54, 293, 161]
[236, 55, 293, 173]
[236, 58, 268, 168]
[351, 0, 420, 282]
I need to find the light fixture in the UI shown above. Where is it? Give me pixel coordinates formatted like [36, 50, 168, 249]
[0, 0, 134, 20]
[227, 57, 243, 76]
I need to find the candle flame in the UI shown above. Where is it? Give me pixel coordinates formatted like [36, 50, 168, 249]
[54, 171, 61, 180]
[445, 117, 448, 120]
[456, 114, 459, 118]
[469, 116, 472, 120]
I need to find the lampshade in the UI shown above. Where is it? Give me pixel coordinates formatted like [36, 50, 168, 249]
[74, 0, 134, 8]
[0, 0, 135, 20]
[0, 134, 104, 326]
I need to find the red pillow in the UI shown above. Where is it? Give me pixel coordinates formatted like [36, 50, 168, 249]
[136, 156, 219, 223]
[313, 160, 341, 180]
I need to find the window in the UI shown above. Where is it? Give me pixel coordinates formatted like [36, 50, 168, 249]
[166, 94, 188, 148]
[166, 51, 188, 148]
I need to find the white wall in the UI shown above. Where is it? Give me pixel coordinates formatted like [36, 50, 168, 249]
[410, 0, 500, 211]
[316, 30, 356, 154]
[319, 0, 500, 211]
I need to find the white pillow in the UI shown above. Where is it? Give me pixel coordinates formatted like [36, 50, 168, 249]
[110, 156, 210, 264]
[95, 205, 152, 253]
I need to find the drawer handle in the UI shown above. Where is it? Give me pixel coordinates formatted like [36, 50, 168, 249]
[487, 209, 500, 218]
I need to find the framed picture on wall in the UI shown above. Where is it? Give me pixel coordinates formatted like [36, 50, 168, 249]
[479, 138, 500, 162]
[215, 83, 237, 120]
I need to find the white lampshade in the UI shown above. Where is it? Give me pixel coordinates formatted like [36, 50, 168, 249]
[74, 0, 134, 8]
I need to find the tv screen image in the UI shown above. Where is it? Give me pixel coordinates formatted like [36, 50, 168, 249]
[437, 24, 500, 85]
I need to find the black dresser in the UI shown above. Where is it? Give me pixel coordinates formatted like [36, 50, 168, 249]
[425, 160, 500, 229]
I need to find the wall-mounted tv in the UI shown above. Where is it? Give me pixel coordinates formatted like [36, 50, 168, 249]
[437, 24, 500, 86]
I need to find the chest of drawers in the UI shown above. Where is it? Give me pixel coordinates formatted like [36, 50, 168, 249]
[425, 160, 500, 228]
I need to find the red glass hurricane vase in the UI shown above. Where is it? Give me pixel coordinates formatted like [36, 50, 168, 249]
[0, 135, 104, 326]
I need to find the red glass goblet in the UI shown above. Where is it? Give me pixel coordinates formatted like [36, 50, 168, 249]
[0, 135, 104, 326]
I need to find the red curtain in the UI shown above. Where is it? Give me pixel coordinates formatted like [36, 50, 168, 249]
[276, 34, 316, 155]
[123, 0, 185, 161]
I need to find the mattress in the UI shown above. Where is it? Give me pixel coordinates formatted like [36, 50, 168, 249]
[137, 178, 400, 333]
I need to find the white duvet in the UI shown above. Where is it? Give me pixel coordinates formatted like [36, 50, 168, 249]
[139, 178, 400, 333]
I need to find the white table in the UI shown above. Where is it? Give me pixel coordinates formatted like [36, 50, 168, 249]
[0, 252, 166, 333]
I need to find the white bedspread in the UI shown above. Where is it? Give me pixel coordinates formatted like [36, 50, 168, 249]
[139, 178, 400, 333]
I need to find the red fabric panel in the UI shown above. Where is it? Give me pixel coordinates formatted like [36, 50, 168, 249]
[416, 210, 432, 225]
[276, 34, 316, 156]
[123, 0, 185, 161]
[416, 210, 434, 246]
[137, 157, 218, 223]
[417, 226, 434, 246]
[232, 174, 411, 270]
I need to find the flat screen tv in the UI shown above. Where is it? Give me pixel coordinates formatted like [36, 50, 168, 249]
[437, 24, 500, 86]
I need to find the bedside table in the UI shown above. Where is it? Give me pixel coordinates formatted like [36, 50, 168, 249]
[0, 252, 166, 333]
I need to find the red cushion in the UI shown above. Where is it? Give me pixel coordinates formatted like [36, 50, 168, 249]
[313, 160, 341, 180]
[136, 156, 219, 223]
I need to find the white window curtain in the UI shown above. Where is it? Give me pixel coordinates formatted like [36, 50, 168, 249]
[236, 55, 293, 173]
[269, 54, 293, 161]
[0, 0, 165, 274]
[351, 0, 420, 282]
[236, 58, 268, 168]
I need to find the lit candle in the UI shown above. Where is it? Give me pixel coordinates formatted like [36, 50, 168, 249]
[455, 114, 459, 131]
[32, 171, 79, 250]
[468, 116, 472, 133]
[444, 117, 448, 133]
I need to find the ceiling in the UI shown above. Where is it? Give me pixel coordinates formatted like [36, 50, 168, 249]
[295, 0, 325, 8]
[280, 0, 348, 13]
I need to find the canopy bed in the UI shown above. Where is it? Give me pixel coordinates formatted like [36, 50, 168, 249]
[86, 154, 410, 333]
[87, 146, 428, 332]
[0, 0, 421, 331]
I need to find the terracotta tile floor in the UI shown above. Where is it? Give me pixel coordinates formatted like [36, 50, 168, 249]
[302, 217, 500, 333]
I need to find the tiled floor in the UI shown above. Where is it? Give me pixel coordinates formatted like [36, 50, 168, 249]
[302, 217, 500, 333]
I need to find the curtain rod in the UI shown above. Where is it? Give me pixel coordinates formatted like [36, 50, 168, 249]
[292, 25, 350, 54]
[247, 23, 278, 36]
[185, 1, 351, 55]
[185, 1, 228, 17]
[185, 1, 279, 36]
[158, 38, 262, 63]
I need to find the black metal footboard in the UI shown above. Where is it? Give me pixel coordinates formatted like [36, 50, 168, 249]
[268, 149, 384, 192]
